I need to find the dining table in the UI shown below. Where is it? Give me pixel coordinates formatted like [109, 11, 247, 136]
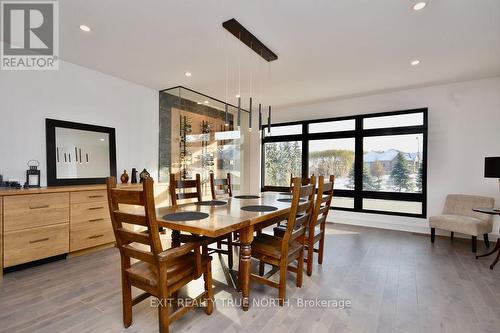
[154, 191, 293, 311]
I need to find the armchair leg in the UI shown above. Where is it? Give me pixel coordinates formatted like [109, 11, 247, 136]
[431, 228, 435, 243]
[472, 236, 477, 253]
[484, 234, 490, 248]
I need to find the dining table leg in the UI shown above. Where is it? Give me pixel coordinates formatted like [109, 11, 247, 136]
[239, 225, 254, 311]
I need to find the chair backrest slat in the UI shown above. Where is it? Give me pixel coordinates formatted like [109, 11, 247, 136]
[114, 211, 148, 227]
[122, 244, 156, 264]
[110, 189, 145, 206]
[116, 228, 152, 245]
[210, 173, 232, 199]
[177, 192, 200, 200]
[169, 173, 202, 206]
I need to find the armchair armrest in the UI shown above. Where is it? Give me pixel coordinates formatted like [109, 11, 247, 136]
[158, 241, 204, 277]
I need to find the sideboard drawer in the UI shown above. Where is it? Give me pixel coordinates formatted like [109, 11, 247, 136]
[4, 223, 69, 267]
[4, 193, 69, 231]
[70, 219, 114, 252]
[71, 201, 110, 224]
[71, 190, 107, 204]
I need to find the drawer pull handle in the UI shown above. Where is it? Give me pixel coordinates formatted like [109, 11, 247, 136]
[29, 205, 49, 210]
[29, 237, 50, 244]
[88, 195, 104, 199]
[88, 234, 104, 239]
[89, 218, 104, 222]
[88, 207, 104, 211]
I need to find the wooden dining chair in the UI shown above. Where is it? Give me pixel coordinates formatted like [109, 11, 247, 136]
[209, 172, 232, 199]
[169, 173, 234, 269]
[250, 177, 316, 305]
[288, 173, 312, 192]
[169, 173, 202, 206]
[275, 175, 335, 276]
[304, 175, 334, 275]
[106, 176, 213, 333]
[208, 172, 235, 268]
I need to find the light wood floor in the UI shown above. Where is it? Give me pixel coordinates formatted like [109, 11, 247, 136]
[1, 224, 499, 333]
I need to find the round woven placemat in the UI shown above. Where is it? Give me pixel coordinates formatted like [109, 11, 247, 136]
[234, 195, 260, 199]
[196, 200, 227, 206]
[241, 205, 278, 212]
[162, 212, 209, 221]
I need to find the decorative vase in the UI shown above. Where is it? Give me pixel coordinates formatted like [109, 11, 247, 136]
[131, 168, 138, 184]
[139, 168, 150, 183]
[120, 170, 129, 184]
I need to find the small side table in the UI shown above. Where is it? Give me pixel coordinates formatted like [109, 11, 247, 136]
[473, 207, 500, 270]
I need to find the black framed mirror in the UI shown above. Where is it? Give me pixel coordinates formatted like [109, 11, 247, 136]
[46, 119, 117, 186]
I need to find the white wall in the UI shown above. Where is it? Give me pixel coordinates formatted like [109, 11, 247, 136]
[0, 60, 158, 186]
[250, 77, 500, 239]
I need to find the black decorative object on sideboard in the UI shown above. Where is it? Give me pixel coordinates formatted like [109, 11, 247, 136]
[24, 160, 41, 188]
[131, 168, 138, 184]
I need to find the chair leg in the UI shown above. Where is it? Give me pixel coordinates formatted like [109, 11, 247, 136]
[278, 263, 287, 306]
[318, 231, 325, 265]
[450, 231, 454, 240]
[431, 228, 435, 243]
[472, 236, 477, 253]
[217, 241, 222, 249]
[204, 261, 214, 315]
[297, 251, 304, 288]
[158, 288, 170, 333]
[306, 237, 314, 276]
[122, 274, 133, 328]
[227, 236, 233, 270]
[484, 234, 490, 248]
[258, 260, 265, 276]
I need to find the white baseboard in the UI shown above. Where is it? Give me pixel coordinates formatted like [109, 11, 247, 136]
[327, 211, 500, 242]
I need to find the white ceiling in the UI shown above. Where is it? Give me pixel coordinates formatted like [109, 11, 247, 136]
[58, 0, 500, 108]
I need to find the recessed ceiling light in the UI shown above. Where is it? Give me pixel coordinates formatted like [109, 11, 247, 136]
[197, 102, 202, 105]
[411, 60, 420, 66]
[413, 2, 426, 11]
[99, 138, 105, 142]
[184, 72, 192, 77]
[235, 94, 241, 98]
[204, 100, 209, 104]
[79, 25, 91, 32]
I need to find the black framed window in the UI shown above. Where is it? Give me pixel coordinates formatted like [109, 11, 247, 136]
[261, 108, 428, 218]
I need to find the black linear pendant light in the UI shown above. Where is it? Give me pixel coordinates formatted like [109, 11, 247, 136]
[222, 18, 277, 133]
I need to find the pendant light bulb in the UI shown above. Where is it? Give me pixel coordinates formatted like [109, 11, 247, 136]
[224, 103, 229, 127]
[248, 97, 253, 132]
[258, 103, 262, 132]
[237, 96, 241, 130]
[267, 105, 271, 133]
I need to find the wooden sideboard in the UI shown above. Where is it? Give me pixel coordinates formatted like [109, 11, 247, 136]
[0, 183, 168, 276]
